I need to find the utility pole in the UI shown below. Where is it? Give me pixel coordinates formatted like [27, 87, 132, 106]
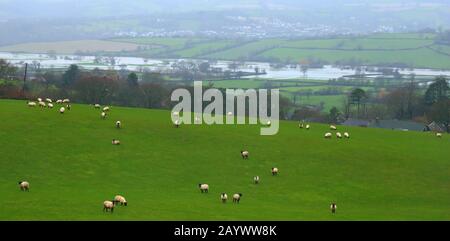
[22, 63, 28, 94]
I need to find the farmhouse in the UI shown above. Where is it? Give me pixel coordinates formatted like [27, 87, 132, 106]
[371, 119, 425, 132]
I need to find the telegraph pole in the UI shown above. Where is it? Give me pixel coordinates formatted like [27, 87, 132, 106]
[22, 63, 28, 94]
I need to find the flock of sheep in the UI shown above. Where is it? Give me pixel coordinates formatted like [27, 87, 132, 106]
[18, 100, 446, 215]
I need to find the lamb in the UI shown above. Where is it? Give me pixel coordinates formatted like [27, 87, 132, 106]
[103, 200, 115, 213]
[271, 167, 279, 176]
[330, 202, 337, 214]
[101, 112, 107, 119]
[336, 132, 342, 139]
[103, 106, 110, 112]
[45, 98, 52, 103]
[94, 104, 101, 109]
[18, 181, 29, 191]
[112, 139, 120, 145]
[220, 193, 228, 203]
[47, 103, 54, 108]
[28, 102, 37, 107]
[113, 195, 128, 206]
[174, 119, 180, 128]
[330, 125, 337, 130]
[306, 124, 310, 130]
[253, 176, 260, 184]
[240, 150, 249, 159]
[233, 193, 242, 203]
[116, 121, 122, 129]
[324, 132, 332, 139]
[344, 132, 350, 138]
[59, 107, 65, 114]
[199, 184, 209, 193]
[436, 133, 443, 138]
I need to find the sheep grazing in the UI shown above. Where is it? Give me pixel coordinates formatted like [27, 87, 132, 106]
[198, 184, 209, 193]
[174, 119, 181, 128]
[63, 99, 70, 103]
[344, 132, 350, 138]
[103, 200, 115, 213]
[240, 150, 249, 159]
[37, 98, 42, 102]
[116, 121, 122, 129]
[220, 193, 228, 203]
[112, 139, 120, 145]
[66, 104, 71, 110]
[330, 202, 337, 214]
[38, 101, 46, 107]
[266, 121, 271, 126]
[45, 98, 52, 103]
[101, 112, 107, 119]
[253, 176, 260, 184]
[18, 181, 30, 191]
[28, 102, 37, 107]
[94, 104, 101, 109]
[227, 111, 233, 116]
[113, 195, 128, 206]
[59, 107, 65, 114]
[299, 123, 304, 128]
[306, 124, 310, 130]
[103, 106, 110, 112]
[330, 125, 337, 130]
[271, 167, 279, 176]
[56, 99, 63, 104]
[336, 132, 342, 139]
[233, 193, 242, 203]
[47, 103, 54, 108]
[324, 132, 332, 139]
[436, 133, 443, 138]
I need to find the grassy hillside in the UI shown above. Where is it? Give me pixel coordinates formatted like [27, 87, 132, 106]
[0, 99, 449, 220]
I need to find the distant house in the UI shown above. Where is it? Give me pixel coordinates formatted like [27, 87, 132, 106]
[424, 122, 446, 132]
[371, 119, 425, 131]
[342, 119, 370, 127]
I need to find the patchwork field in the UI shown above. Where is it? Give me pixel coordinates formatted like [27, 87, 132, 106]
[0, 99, 449, 220]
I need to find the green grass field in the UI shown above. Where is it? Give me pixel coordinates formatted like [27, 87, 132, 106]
[0, 99, 449, 220]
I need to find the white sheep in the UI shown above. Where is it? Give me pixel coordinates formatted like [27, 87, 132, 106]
[344, 132, 350, 138]
[330, 125, 337, 130]
[45, 98, 52, 103]
[330, 202, 337, 214]
[39, 101, 46, 107]
[113, 195, 128, 206]
[101, 112, 107, 119]
[66, 104, 71, 110]
[59, 107, 65, 114]
[336, 132, 342, 138]
[227, 111, 233, 116]
[198, 184, 209, 193]
[306, 124, 310, 130]
[116, 121, 121, 129]
[94, 104, 101, 109]
[194, 116, 201, 123]
[240, 150, 249, 159]
[324, 132, 332, 139]
[299, 123, 304, 128]
[103, 106, 110, 112]
[266, 121, 271, 126]
[47, 103, 54, 108]
[233, 193, 242, 203]
[18, 181, 29, 191]
[220, 193, 228, 203]
[103, 200, 115, 213]
[63, 99, 70, 103]
[172, 111, 179, 117]
[271, 167, 279, 176]
[436, 133, 443, 138]
[254, 176, 260, 184]
[112, 139, 120, 145]
[56, 99, 63, 104]
[28, 102, 36, 107]
[37, 98, 42, 102]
